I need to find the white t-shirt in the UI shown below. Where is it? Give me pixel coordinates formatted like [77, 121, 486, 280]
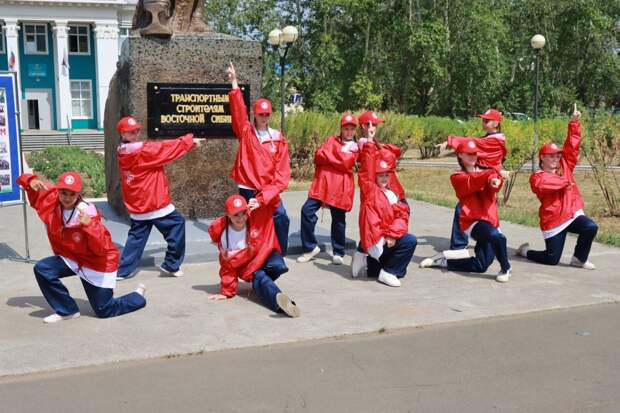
[543, 209, 584, 239]
[238, 127, 280, 191]
[367, 189, 399, 259]
[62, 208, 78, 226]
[220, 226, 247, 253]
[130, 204, 175, 221]
[341, 140, 359, 153]
[383, 189, 398, 205]
[60, 256, 117, 289]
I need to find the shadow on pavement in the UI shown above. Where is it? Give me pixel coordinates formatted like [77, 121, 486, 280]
[6, 295, 94, 318]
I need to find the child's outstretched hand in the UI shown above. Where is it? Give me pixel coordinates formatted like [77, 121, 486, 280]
[226, 61, 238, 89]
[248, 198, 260, 210]
[571, 103, 581, 122]
[500, 170, 511, 180]
[29, 178, 48, 191]
[193, 138, 206, 148]
[209, 293, 229, 301]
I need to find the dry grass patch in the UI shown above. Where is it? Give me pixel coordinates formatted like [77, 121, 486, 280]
[286, 167, 620, 247]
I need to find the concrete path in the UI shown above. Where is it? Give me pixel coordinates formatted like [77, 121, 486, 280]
[2, 304, 618, 413]
[1, 191, 619, 377]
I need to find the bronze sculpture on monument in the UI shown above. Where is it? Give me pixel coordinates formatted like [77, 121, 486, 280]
[133, 0, 213, 37]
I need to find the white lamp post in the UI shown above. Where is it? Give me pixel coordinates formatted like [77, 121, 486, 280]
[531, 34, 546, 171]
[267, 25, 298, 133]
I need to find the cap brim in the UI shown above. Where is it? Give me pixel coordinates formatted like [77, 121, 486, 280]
[56, 184, 80, 192]
[541, 149, 563, 155]
[226, 207, 247, 215]
[124, 123, 143, 132]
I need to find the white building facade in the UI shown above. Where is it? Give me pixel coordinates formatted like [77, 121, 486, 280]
[0, 0, 137, 131]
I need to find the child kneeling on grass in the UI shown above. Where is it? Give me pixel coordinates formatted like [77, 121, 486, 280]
[207, 194, 300, 317]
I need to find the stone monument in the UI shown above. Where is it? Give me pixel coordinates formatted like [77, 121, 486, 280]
[104, 1, 262, 218]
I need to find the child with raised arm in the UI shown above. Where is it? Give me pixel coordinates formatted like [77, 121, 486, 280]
[438, 109, 507, 250]
[226, 62, 291, 255]
[208, 194, 300, 317]
[351, 111, 409, 277]
[357, 137, 417, 287]
[516, 104, 598, 269]
[115, 116, 203, 280]
[420, 140, 512, 282]
[17, 171, 146, 323]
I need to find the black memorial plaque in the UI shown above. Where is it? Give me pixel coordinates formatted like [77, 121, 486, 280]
[147, 83, 251, 138]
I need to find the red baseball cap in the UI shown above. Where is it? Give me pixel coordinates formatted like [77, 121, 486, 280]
[477, 108, 503, 123]
[359, 111, 385, 125]
[56, 171, 83, 193]
[456, 139, 479, 154]
[539, 142, 563, 157]
[340, 113, 358, 127]
[253, 98, 272, 115]
[224, 195, 248, 215]
[116, 116, 143, 134]
[375, 151, 396, 173]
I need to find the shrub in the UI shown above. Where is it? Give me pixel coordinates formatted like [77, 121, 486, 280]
[276, 111, 341, 180]
[278, 111, 619, 187]
[582, 112, 620, 216]
[28, 146, 105, 197]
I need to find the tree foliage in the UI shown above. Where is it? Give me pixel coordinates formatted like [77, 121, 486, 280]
[204, 0, 620, 116]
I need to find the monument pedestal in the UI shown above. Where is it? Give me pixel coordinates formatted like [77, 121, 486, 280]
[104, 33, 262, 218]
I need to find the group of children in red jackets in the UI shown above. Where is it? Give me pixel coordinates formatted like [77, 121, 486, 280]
[18, 58, 597, 323]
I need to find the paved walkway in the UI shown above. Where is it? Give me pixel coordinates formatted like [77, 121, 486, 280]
[1, 191, 619, 377]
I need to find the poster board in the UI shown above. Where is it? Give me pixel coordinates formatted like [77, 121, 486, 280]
[0, 71, 22, 205]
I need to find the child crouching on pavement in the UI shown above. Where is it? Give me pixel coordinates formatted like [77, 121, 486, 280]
[17, 171, 146, 323]
[207, 194, 300, 317]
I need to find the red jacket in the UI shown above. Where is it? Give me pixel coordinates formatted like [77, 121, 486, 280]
[358, 139, 406, 200]
[117, 134, 194, 214]
[448, 133, 506, 170]
[529, 121, 584, 231]
[208, 197, 280, 298]
[229, 88, 291, 206]
[450, 169, 503, 231]
[308, 135, 358, 211]
[17, 174, 119, 272]
[358, 142, 410, 252]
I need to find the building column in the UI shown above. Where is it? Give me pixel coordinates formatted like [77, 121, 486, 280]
[93, 21, 119, 130]
[3, 19, 23, 125]
[52, 21, 71, 130]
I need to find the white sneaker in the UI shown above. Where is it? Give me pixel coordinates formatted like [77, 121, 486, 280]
[496, 268, 512, 283]
[419, 253, 446, 268]
[570, 256, 596, 270]
[116, 269, 139, 281]
[351, 250, 367, 278]
[276, 293, 301, 318]
[43, 312, 81, 324]
[296, 246, 321, 263]
[516, 243, 529, 257]
[378, 269, 401, 287]
[332, 255, 344, 265]
[135, 283, 147, 296]
[159, 265, 184, 277]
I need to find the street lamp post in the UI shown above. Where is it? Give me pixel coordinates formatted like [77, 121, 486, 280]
[267, 25, 298, 133]
[531, 34, 546, 171]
